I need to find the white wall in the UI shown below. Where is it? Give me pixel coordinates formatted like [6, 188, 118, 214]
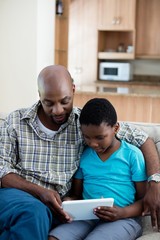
[0, 0, 55, 113]
[37, 0, 55, 74]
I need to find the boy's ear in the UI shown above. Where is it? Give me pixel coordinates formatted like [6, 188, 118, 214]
[114, 122, 120, 133]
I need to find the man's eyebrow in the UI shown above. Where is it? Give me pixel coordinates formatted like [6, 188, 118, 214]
[43, 99, 52, 102]
[62, 96, 72, 100]
[43, 96, 71, 102]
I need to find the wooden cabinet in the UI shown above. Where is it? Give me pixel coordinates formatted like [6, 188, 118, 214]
[98, 0, 136, 30]
[55, 0, 70, 67]
[74, 91, 160, 123]
[97, 0, 136, 66]
[98, 30, 136, 61]
[68, 0, 98, 89]
[136, 0, 160, 59]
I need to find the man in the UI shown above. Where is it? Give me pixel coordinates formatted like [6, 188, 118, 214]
[0, 65, 160, 240]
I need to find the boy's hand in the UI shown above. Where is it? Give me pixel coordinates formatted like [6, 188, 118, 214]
[94, 205, 123, 221]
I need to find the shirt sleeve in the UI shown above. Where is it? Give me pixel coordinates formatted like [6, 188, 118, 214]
[117, 122, 148, 148]
[74, 167, 83, 179]
[130, 147, 147, 182]
[0, 119, 19, 181]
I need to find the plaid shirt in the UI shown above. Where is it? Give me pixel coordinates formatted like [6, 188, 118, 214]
[118, 122, 148, 147]
[0, 101, 84, 196]
[0, 102, 148, 196]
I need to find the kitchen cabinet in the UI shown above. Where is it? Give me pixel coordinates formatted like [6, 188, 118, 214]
[136, 0, 160, 59]
[68, 0, 98, 89]
[55, 0, 70, 67]
[98, 0, 136, 30]
[97, 0, 136, 69]
[97, 30, 135, 61]
[74, 91, 160, 123]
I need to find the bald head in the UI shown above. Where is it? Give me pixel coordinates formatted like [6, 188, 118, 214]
[37, 65, 73, 94]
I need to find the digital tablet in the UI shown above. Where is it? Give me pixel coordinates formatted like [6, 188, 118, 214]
[62, 198, 114, 221]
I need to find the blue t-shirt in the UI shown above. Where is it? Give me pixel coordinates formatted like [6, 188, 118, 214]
[74, 140, 147, 207]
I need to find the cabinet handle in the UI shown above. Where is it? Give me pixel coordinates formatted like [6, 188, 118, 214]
[112, 17, 116, 25]
[74, 67, 82, 74]
[116, 17, 121, 25]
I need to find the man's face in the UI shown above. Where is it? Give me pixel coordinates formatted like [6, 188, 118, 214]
[39, 81, 75, 125]
[81, 122, 117, 154]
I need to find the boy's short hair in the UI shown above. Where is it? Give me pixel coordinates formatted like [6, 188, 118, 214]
[80, 98, 117, 127]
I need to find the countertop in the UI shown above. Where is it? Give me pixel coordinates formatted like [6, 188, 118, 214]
[94, 75, 160, 95]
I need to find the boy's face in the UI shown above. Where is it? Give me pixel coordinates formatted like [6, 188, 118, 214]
[81, 122, 119, 154]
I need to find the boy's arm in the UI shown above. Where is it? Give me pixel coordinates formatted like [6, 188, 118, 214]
[63, 178, 83, 201]
[94, 181, 147, 220]
[121, 181, 147, 218]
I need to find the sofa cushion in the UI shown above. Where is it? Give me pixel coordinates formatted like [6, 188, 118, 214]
[137, 233, 160, 239]
[136, 216, 160, 239]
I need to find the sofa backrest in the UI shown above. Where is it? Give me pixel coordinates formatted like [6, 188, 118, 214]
[127, 122, 160, 158]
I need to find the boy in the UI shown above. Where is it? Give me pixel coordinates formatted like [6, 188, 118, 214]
[49, 98, 147, 240]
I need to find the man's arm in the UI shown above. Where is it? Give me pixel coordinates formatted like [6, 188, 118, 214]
[1, 173, 53, 200]
[140, 138, 160, 231]
[1, 173, 70, 221]
[140, 138, 160, 176]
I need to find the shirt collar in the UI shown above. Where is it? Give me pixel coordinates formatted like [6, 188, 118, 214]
[21, 101, 40, 123]
[20, 101, 80, 127]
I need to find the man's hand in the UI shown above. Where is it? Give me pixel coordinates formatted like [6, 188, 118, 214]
[38, 188, 72, 223]
[143, 182, 160, 231]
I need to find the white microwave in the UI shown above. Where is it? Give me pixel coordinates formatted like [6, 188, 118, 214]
[99, 62, 132, 81]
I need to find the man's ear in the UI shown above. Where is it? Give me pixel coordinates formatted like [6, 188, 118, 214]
[72, 84, 75, 94]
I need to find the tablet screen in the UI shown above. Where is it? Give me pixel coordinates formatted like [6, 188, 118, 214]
[62, 198, 114, 221]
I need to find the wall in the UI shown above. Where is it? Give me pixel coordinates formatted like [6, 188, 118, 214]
[0, 0, 55, 113]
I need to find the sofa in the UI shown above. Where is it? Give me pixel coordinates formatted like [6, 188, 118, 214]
[0, 114, 160, 239]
